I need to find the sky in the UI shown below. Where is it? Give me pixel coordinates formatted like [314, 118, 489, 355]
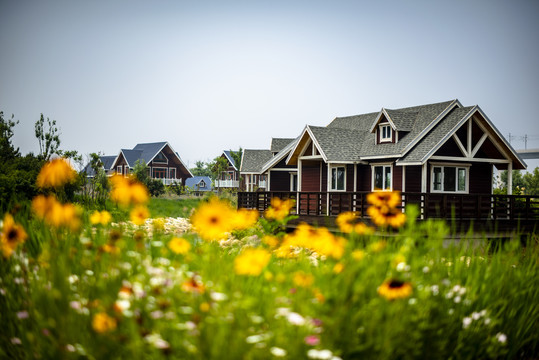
[1, 0, 539, 172]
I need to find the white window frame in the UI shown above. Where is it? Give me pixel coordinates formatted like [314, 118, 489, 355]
[152, 167, 168, 179]
[330, 165, 346, 192]
[153, 151, 169, 164]
[290, 172, 298, 192]
[430, 163, 470, 194]
[117, 166, 123, 175]
[379, 124, 392, 143]
[199, 180, 206, 188]
[371, 164, 393, 191]
[169, 168, 176, 179]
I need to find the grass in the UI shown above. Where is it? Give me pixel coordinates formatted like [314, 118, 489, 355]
[1, 190, 538, 359]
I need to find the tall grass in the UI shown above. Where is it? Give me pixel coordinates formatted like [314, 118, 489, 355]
[1, 200, 538, 359]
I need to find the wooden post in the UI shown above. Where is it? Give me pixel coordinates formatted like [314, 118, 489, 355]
[507, 162, 513, 195]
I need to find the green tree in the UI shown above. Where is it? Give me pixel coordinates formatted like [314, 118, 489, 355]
[0, 111, 20, 160]
[133, 159, 165, 197]
[498, 170, 525, 195]
[35, 113, 61, 161]
[522, 168, 539, 196]
[191, 160, 212, 177]
[230, 148, 242, 170]
[209, 156, 229, 182]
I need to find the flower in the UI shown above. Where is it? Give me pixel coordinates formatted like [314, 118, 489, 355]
[377, 279, 413, 300]
[181, 277, 205, 294]
[367, 191, 401, 209]
[293, 271, 314, 287]
[234, 248, 271, 276]
[232, 208, 259, 230]
[190, 197, 238, 241]
[31, 195, 81, 230]
[109, 174, 149, 207]
[496, 332, 507, 344]
[352, 249, 366, 261]
[168, 237, 191, 255]
[336, 212, 374, 234]
[92, 312, 117, 333]
[270, 347, 287, 357]
[367, 205, 406, 228]
[130, 205, 149, 226]
[89, 210, 111, 226]
[304, 335, 320, 346]
[1, 214, 27, 257]
[36, 158, 76, 188]
[265, 198, 295, 221]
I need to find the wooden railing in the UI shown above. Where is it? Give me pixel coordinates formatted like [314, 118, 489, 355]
[237, 191, 539, 221]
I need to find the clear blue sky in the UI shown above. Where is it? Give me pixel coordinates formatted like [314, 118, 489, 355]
[1, 0, 538, 171]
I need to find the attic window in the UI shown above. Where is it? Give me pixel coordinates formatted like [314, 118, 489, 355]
[154, 151, 168, 163]
[199, 180, 206, 188]
[380, 124, 392, 142]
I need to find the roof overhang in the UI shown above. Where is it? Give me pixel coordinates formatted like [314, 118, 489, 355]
[261, 138, 298, 173]
[285, 126, 327, 165]
[369, 108, 397, 133]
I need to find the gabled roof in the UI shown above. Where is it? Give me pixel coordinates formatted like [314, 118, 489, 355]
[271, 138, 295, 153]
[222, 150, 238, 170]
[83, 155, 117, 176]
[261, 137, 298, 173]
[240, 149, 274, 173]
[185, 176, 212, 191]
[120, 149, 143, 167]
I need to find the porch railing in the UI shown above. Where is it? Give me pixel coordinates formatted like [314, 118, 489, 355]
[157, 178, 181, 186]
[237, 191, 539, 221]
[216, 180, 240, 188]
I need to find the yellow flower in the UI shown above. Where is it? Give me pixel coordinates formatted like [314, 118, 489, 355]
[1, 214, 28, 258]
[336, 212, 374, 234]
[265, 198, 295, 221]
[367, 191, 401, 209]
[153, 218, 165, 231]
[36, 158, 76, 188]
[92, 312, 117, 333]
[130, 205, 149, 226]
[90, 210, 111, 226]
[109, 174, 149, 207]
[368, 240, 387, 253]
[377, 279, 413, 300]
[168, 237, 191, 255]
[352, 249, 366, 261]
[232, 208, 259, 230]
[181, 277, 205, 294]
[101, 243, 120, 255]
[32, 195, 81, 230]
[262, 235, 280, 248]
[199, 302, 210, 312]
[333, 262, 345, 274]
[293, 271, 314, 287]
[234, 248, 271, 276]
[367, 206, 406, 228]
[190, 197, 237, 241]
[392, 254, 407, 268]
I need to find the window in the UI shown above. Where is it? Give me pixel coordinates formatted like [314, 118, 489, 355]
[153, 151, 168, 163]
[153, 168, 167, 179]
[331, 166, 345, 191]
[373, 165, 392, 191]
[380, 124, 392, 142]
[117, 166, 123, 175]
[290, 173, 298, 192]
[431, 165, 468, 193]
[199, 180, 206, 188]
[169, 168, 176, 179]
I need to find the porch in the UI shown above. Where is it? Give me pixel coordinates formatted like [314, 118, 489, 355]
[216, 180, 240, 188]
[237, 191, 539, 232]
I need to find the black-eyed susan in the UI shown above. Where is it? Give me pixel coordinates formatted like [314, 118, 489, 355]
[367, 191, 401, 209]
[168, 237, 191, 255]
[181, 277, 205, 294]
[109, 174, 149, 207]
[367, 205, 406, 228]
[92, 312, 117, 333]
[336, 211, 374, 234]
[1, 213, 28, 258]
[36, 158, 76, 188]
[190, 197, 236, 241]
[232, 208, 259, 230]
[130, 205, 149, 226]
[31, 195, 81, 230]
[234, 248, 271, 276]
[377, 279, 413, 300]
[90, 210, 111, 226]
[265, 198, 295, 221]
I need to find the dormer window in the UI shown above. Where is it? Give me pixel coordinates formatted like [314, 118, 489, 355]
[154, 151, 168, 163]
[380, 124, 392, 142]
[199, 180, 206, 188]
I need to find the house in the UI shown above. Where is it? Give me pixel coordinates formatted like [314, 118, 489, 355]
[240, 149, 274, 191]
[285, 99, 525, 196]
[215, 150, 241, 190]
[185, 176, 212, 194]
[260, 138, 299, 191]
[83, 155, 116, 177]
[108, 141, 192, 185]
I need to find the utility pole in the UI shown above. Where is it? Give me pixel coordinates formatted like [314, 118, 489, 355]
[524, 134, 528, 150]
[508, 133, 512, 144]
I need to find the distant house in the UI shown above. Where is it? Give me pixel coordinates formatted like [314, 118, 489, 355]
[215, 150, 240, 190]
[240, 149, 274, 192]
[261, 138, 299, 192]
[83, 155, 116, 177]
[84, 142, 192, 185]
[185, 176, 212, 194]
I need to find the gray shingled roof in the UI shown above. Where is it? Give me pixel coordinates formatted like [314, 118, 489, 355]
[400, 106, 475, 163]
[271, 138, 295, 153]
[316, 100, 457, 160]
[132, 142, 167, 164]
[241, 150, 274, 173]
[83, 155, 117, 176]
[223, 150, 238, 169]
[121, 149, 144, 167]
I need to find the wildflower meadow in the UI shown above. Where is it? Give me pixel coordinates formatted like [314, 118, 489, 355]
[1, 158, 538, 359]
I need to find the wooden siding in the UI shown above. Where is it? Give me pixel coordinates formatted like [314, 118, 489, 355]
[393, 165, 403, 191]
[346, 164, 354, 192]
[321, 163, 328, 191]
[404, 165, 422, 193]
[469, 162, 492, 194]
[356, 164, 371, 191]
[302, 162, 321, 191]
[269, 171, 290, 191]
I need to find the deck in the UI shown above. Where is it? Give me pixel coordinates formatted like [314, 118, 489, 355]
[237, 191, 539, 233]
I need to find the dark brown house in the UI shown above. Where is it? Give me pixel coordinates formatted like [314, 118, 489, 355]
[110, 142, 192, 185]
[286, 100, 525, 196]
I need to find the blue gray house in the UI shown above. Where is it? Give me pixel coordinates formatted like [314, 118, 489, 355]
[185, 176, 212, 194]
